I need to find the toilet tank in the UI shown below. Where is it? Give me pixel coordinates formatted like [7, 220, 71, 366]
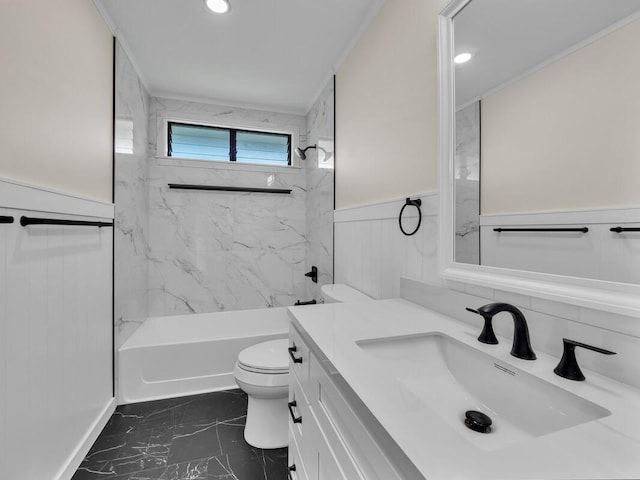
[320, 284, 373, 303]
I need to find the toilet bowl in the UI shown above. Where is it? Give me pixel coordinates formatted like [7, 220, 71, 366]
[233, 338, 289, 449]
[233, 285, 371, 449]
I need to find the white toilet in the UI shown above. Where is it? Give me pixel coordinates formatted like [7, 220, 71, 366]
[233, 338, 290, 449]
[233, 284, 372, 449]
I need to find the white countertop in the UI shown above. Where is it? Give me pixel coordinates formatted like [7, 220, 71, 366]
[288, 299, 640, 480]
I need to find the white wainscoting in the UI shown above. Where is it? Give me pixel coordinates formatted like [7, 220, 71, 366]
[480, 208, 640, 284]
[334, 194, 439, 299]
[0, 178, 115, 480]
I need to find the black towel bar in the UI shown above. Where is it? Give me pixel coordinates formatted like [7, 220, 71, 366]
[610, 227, 640, 233]
[168, 184, 292, 194]
[493, 227, 589, 233]
[20, 216, 113, 228]
[0, 216, 14, 224]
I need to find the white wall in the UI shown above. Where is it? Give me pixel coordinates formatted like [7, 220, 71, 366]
[481, 18, 640, 215]
[335, 0, 447, 209]
[334, 194, 440, 299]
[0, 180, 115, 480]
[0, 0, 113, 201]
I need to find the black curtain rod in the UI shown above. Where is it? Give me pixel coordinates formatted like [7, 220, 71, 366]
[20, 216, 113, 228]
[493, 227, 589, 233]
[610, 227, 640, 233]
[168, 184, 292, 195]
[0, 216, 14, 224]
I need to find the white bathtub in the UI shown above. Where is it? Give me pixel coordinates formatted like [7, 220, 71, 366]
[119, 307, 289, 404]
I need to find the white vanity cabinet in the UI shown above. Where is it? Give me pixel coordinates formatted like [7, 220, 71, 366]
[288, 324, 408, 480]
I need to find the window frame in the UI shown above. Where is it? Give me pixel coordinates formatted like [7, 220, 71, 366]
[164, 119, 294, 167]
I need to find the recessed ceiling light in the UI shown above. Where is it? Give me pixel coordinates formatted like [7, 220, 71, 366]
[454, 53, 472, 64]
[205, 0, 230, 14]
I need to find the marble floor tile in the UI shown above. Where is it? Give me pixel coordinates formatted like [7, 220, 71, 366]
[73, 390, 287, 480]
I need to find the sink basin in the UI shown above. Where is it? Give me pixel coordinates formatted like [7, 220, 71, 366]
[356, 333, 610, 450]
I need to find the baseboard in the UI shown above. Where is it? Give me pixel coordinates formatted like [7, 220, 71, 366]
[56, 398, 117, 480]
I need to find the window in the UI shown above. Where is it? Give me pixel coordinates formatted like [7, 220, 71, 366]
[167, 121, 291, 166]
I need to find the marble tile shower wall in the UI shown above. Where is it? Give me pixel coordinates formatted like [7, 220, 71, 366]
[305, 79, 335, 301]
[147, 98, 308, 316]
[114, 42, 150, 347]
[455, 101, 480, 265]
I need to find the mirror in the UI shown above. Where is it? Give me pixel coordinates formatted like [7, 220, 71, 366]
[438, 0, 640, 316]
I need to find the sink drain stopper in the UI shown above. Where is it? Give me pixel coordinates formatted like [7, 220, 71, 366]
[464, 410, 492, 433]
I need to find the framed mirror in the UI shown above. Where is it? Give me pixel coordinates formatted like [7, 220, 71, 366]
[438, 0, 640, 317]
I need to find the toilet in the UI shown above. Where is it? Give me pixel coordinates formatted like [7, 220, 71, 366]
[233, 284, 372, 449]
[233, 338, 290, 449]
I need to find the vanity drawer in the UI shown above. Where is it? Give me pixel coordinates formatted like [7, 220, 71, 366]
[310, 359, 404, 480]
[289, 373, 318, 480]
[289, 424, 309, 480]
[289, 326, 310, 388]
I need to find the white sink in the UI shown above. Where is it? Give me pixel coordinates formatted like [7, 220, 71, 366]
[356, 333, 611, 450]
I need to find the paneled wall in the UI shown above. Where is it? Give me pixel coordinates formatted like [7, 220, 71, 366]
[480, 208, 640, 284]
[0, 180, 115, 480]
[334, 194, 439, 299]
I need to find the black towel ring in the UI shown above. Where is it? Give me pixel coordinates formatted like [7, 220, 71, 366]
[399, 197, 422, 236]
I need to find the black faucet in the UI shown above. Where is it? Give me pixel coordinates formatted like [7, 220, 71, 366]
[466, 303, 537, 360]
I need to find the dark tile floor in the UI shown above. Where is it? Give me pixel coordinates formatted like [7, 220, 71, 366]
[73, 389, 288, 480]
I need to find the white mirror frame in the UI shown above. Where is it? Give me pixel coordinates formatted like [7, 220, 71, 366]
[437, 0, 640, 318]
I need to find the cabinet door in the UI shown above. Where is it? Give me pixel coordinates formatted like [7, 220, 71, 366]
[317, 430, 348, 480]
[289, 425, 309, 480]
[290, 373, 318, 480]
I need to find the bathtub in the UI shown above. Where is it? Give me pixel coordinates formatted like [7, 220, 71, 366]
[119, 307, 289, 404]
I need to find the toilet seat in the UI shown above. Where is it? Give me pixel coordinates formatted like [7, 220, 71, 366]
[234, 362, 289, 388]
[237, 338, 289, 373]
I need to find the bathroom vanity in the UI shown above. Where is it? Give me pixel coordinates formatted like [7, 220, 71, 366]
[287, 299, 640, 480]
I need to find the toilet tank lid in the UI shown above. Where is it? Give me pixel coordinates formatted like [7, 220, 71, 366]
[320, 284, 372, 302]
[238, 339, 289, 372]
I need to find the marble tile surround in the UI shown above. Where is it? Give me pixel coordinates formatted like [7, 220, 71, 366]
[114, 73, 337, 340]
[146, 97, 309, 316]
[455, 101, 480, 265]
[304, 79, 335, 301]
[114, 41, 150, 347]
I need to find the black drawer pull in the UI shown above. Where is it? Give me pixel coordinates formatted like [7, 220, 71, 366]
[288, 346, 303, 364]
[288, 400, 302, 424]
[288, 464, 296, 480]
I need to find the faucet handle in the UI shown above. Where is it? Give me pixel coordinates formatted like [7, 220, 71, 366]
[465, 307, 499, 345]
[553, 338, 616, 381]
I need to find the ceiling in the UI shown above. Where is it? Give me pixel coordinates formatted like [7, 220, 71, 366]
[454, 0, 640, 107]
[96, 0, 384, 114]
